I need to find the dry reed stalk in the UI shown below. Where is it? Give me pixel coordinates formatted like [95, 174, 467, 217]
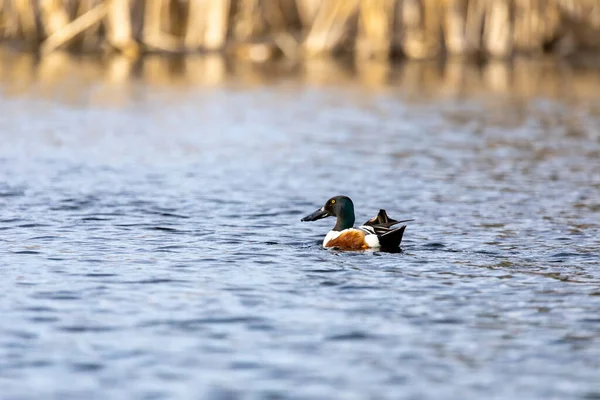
[261, 0, 300, 59]
[40, 2, 107, 55]
[263, 0, 286, 32]
[40, 0, 69, 36]
[261, 0, 289, 35]
[1, 1, 26, 40]
[0, 1, 8, 39]
[303, 0, 359, 57]
[163, 0, 186, 38]
[483, 0, 511, 58]
[106, 0, 139, 57]
[296, 0, 321, 27]
[587, 0, 600, 28]
[233, 0, 264, 41]
[184, 0, 207, 49]
[464, 0, 486, 53]
[159, 0, 171, 37]
[78, 0, 104, 51]
[143, 0, 180, 51]
[144, 0, 168, 50]
[356, 0, 395, 60]
[541, 3, 562, 47]
[163, 0, 187, 47]
[513, 0, 539, 53]
[13, 0, 39, 43]
[144, 0, 162, 46]
[0, 0, 13, 39]
[265, 0, 299, 31]
[558, 0, 600, 49]
[143, 0, 159, 35]
[184, 0, 231, 52]
[443, 0, 468, 56]
[402, 0, 427, 59]
[234, 0, 290, 61]
[422, 0, 443, 56]
[272, 32, 299, 59]
[513, 0, 561, 54]
[0, 0, 5, 35]
[204, 0, 230, 50]
[2, 0, 600, 60]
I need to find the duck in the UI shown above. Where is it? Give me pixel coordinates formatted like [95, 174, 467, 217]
[301, 195, 412, 251]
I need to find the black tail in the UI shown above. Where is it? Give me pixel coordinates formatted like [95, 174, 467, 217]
[364, 209, 414, 229]
[365, 209, 396, 225]
[378, 225, 407, 249]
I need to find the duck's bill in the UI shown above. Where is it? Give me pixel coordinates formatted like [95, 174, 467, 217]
[301, 208, 330, 222]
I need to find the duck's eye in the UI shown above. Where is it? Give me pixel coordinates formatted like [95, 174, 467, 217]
[330, 199, 336, 204]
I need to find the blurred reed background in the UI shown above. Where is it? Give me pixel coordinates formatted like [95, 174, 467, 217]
[1, 0, 600, 61]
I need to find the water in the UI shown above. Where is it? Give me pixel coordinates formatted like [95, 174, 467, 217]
[1, 55, 600, 399]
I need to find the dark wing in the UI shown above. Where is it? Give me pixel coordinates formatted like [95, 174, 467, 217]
[360, 209, 414, 236]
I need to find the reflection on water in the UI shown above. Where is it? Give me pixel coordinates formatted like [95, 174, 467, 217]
[3, 48, 600, 106]
[0, 48, 599, 400]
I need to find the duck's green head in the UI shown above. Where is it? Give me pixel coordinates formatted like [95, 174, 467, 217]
[301, 195, 355, 231]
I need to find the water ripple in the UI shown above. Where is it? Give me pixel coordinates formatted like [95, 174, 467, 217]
[0, 74, 599, 400]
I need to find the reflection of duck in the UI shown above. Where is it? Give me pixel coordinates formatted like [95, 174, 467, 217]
[301, 196, 413, 251]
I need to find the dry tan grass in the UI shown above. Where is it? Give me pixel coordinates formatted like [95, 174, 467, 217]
[0, 0, 599, 60]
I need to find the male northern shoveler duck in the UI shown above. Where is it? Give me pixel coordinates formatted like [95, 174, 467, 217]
[301, 195, 412, 251]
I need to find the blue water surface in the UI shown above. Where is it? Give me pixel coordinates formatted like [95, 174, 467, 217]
[1, 58, 599, 400]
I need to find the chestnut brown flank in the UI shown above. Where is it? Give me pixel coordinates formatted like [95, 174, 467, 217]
[325, 230, 368, 250]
